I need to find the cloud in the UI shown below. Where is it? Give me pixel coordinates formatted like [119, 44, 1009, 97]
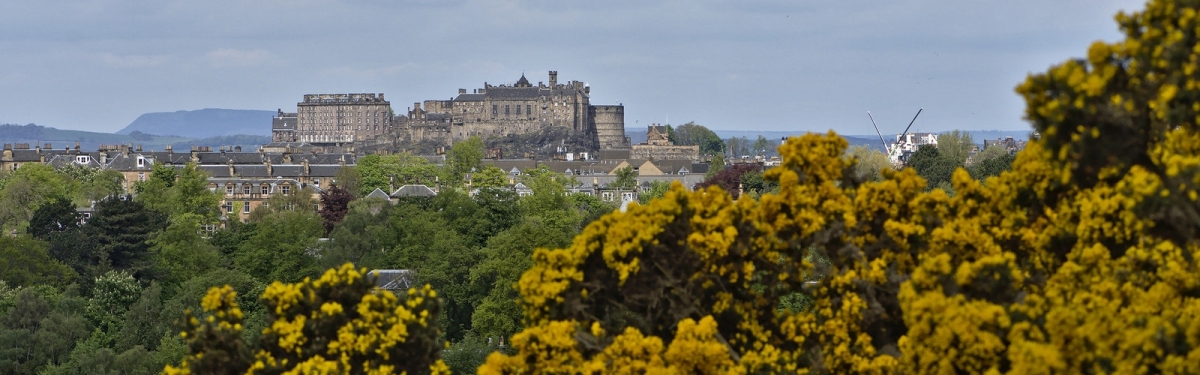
[98, 53, 172, 68]
[204, 48, 272, 68]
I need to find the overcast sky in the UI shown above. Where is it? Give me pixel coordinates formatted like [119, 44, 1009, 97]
[1, 0, 1143, 136]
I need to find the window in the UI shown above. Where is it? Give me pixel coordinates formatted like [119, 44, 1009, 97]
[225, 185, 234, 195]
[136, 157, 145, 167]
[492, 105, 497, 118]
[242, 185, 251, 195]
[622, 192, 635, 202]
[243, 202, 251, 214]
[313, 178, 320, 186]
[262, 185, 270, 195]
[602, 192, 614, 202]
[516, 105, 521, 115]
[281, 185, 291, 195]
[75, 155, 90, 164]
[526, 105, 531, 116]
[505, 105, 510, 115]
[224, 202, 233, 213]
[138, 172, 145, 182]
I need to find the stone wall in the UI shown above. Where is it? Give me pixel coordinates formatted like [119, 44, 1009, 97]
[631, 144, 699, 161]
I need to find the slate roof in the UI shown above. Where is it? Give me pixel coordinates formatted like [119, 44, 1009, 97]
[453, 94, 485, 102]
[365, 188, 391, 201]
[391, 185, 437, 197]
[105, 153, 154, 171]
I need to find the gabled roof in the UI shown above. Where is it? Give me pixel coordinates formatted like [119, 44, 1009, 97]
[365, 188, 392, 201]
[370, 270, 416, 292]
[391, 184, 437, 197]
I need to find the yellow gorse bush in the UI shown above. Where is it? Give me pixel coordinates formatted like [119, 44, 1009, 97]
[478, 1, 1200, 373]
[166, 264, 448, 375]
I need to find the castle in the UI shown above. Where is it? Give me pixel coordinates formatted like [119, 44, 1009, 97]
[271, 71, 629, 154]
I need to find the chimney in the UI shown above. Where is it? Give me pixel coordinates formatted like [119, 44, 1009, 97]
[265, 159, 273, 177]
[235, 145, 242, 152]
[227, 159, 235, 177]
[458, 88, 466, 94]
[74, 141, 80, 151]
[136, 145, 142, 152]
[549, 71, 557, 87]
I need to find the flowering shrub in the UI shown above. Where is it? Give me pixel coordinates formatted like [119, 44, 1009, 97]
[165, 264, 448, 374]
[479, 1, 1200, 372]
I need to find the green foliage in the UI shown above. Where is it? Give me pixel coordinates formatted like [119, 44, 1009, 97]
[906, 144, 960, 190]
[447, 136, 486, 185]
[334, 166, 362, 198]
[0, 287, 91, 374]
[149, 213, 220, 287]
[0, 236, 76, 288]
[671, 122, 726, 156]
[847, 144, 892, 182]
[88, 196, 167, 282]
[235, 210, 323, 284]
[472, 165, 508, 189]
[706, 152, 725, 179]
[248, 186, 317, 222]
[935, 129, 975, 165]
[356, 153, 441, 196]
[753, 135, 774, 157]
[638, 180, 671, 205]
[85, 271, 141, 343]
[612, 165, 638, 190]
[27, 196, 80, 240]
[0, 163, 76, 232]
[967, 145, 1015, 180]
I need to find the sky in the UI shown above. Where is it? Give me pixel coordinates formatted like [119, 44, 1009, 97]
[0, 0, 1145, 136]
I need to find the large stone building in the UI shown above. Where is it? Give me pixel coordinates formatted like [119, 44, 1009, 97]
[271, 71, 628, 154]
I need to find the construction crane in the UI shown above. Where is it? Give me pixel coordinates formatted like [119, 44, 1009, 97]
[868, 108, 923, 165]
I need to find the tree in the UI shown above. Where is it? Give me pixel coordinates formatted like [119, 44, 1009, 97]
[27, 196, 80, 240]
[166, 264, 448, 374]
[905, 144, 959, 190]
[695, 163, 759, 199]
[447, 136, 485, 185]
[356, 153, 441, 196]
[333, 166, 362, 198]
[705, 153, 725, 179]
[637, 180, 671, 205]
[752, 135, 773, 157]
[88, 196, 166, 282]
[935, 130, 975, 165]
[235, 210, 323, 284]
[612, 166, 638, 190]
[0, 236, 76, 288]
[726, 136, 750, 158]
[0, 163, 76, 232]
[847, 144, 892, 182]
[148, 213, 220, 287]
[247, 186, 317, 222]
[471, 165, 508, 190]
[318, 185, 354, 235]
[672, 122, 726, 156]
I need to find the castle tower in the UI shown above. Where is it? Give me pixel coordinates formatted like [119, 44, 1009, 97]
[549, 71, 558, 87]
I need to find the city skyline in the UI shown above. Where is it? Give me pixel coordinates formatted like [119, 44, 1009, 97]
[1, 0, 1142, 136]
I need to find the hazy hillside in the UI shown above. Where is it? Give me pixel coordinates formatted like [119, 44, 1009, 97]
[0, 123, 271, 152]
[116, 108, 274, 138]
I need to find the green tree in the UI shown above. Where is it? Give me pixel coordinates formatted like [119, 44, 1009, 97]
[847, 144, 893, 182]
[637, 180, 671, 205]
[236, 209, 323, 283]
[906, 144, 959, 190]
[27, 196, 80, 240]
[472, 165, 508, 190]
[0, 236, 76, 288]
[672, 122, 726, 156]
[0, 164, 76, 232]
[705, 153, 725, 179]
[247, 186, 317, 222]
[447, 136, 486, 185]
[612, 165, 638, 190]
[333, 166, 362, 198]
[936, 130, 975, 165]
[356, 153, 441, 196]
[88, 196, 166, 282]
[752, 135, 773, 157]
[148, 213, 220, 287]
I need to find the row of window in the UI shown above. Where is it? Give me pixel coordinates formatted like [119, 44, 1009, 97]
[220, 184, 292, 195]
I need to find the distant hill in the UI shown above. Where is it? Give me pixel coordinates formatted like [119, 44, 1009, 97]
[116, 108, 274, 138]
[0, 123, 271, 152]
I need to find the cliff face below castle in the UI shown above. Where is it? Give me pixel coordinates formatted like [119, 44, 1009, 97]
[117, 108, 274, 138]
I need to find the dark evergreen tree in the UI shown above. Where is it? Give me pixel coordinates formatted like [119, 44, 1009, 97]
[87, 196, 166, 282]
[26, 196, 80, 240]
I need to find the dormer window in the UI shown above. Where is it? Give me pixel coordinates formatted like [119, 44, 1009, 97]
[75, 155, 90, 164]
[137, 156, 145, 168]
